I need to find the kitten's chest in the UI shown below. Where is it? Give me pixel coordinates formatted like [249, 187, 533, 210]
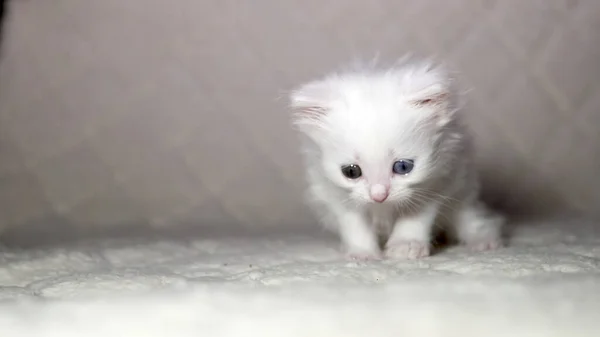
[366, 204, 397, 234]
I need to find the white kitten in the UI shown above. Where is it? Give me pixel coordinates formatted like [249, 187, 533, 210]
[288, 59, 504, 260]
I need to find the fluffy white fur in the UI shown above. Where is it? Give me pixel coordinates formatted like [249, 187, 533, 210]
[289, 59, 504, 260]
[2, 280, 600, 337]
[2, 217, 600, 337]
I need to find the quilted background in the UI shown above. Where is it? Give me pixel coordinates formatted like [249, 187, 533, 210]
[0, 0, 598, 245]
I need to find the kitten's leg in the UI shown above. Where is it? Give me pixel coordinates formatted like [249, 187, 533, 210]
[336, 210, 380, 260]
[453, 200, 504, 251]
[385, 203, 439, 259]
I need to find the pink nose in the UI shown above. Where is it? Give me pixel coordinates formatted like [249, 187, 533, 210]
[370, 184, 389, 203]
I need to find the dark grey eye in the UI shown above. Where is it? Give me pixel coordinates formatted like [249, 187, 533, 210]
[392, 159, 414, 175]
[341, 164, 362, 179]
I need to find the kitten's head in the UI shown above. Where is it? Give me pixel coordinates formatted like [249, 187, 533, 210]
[290, 60, 462, 205]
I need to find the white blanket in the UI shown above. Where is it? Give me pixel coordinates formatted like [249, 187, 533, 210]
[1, 217, 600, 337]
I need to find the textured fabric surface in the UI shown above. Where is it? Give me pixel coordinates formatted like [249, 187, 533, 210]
[0, 217, 600, 336]
[0, 1, 599, 241]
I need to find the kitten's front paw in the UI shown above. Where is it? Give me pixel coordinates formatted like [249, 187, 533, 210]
[466, 239, 503, 252]
[345, 247, 381, 261]
[385, 241, 431, 260]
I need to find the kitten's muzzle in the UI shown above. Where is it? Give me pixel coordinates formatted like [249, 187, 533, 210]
[369, 184, 389, 203]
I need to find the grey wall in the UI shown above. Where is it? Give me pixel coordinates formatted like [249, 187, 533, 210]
[0, 0, 599, 245]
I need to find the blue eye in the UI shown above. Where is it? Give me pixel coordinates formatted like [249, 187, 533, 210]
[392, 159, 414, 175]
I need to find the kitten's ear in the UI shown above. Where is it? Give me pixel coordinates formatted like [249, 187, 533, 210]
[289, 80, 333, 128]
[408, 80, 456, 126]
[409, 83, 450, 109]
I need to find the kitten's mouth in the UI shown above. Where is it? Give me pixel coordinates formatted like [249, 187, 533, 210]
[367, 196, 391, 205]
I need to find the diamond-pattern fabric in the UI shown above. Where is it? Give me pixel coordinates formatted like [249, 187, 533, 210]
[0, 0, 598, 243]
